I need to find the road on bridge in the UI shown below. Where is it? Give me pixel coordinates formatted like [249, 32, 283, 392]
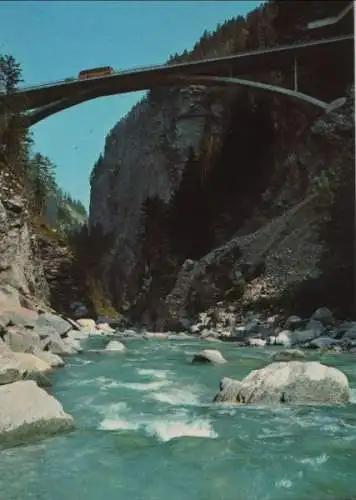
[0, 33, 353, 112]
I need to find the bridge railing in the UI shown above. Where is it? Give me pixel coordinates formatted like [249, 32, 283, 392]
[14, 33, 354, 93]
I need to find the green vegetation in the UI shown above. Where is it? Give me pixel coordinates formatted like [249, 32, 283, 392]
[68, 224, 118, 318]
[0, 54, 87, 238]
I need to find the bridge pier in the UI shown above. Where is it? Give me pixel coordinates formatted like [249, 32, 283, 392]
[293, 57, 298, 92]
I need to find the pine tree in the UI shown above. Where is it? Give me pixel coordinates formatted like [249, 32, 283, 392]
[27, 153, 56, 214]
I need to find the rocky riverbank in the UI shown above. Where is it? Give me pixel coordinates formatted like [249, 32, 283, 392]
[1, 293, 356, 448]
[0, 299, 115, 446]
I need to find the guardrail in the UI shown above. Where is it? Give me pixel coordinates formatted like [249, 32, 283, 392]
[15, 33, 354, 93]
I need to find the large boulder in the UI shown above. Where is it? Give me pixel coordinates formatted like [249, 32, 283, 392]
[97, 322, 115, 334]
[0, 380, 74, 444]
[77, 318, 96, 331]
[66, 328, 90, 341]
[28, 346, 65, 368]
[36, 313, 72, 337]
[310, 307, 334, 326]
[41, 333, 79, 355]
[192, 349, 227, 364]
[284, 315, 303, 331]
[274, 330, 292, 347]
[3, 327, 41, 352]
[290, 327, 322, 346]
[342, 322, 356, 340]
[247, 338, 266, 347]
[214, 361, 350, 405]
[0, 351, 52, 387]
[0, 307, 38, 329]
[308, 337, 341, 350]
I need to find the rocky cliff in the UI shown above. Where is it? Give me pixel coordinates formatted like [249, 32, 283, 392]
[89, 1, 354, 328]
[0, 168, 89, 316]
[0, 169, 49, 311]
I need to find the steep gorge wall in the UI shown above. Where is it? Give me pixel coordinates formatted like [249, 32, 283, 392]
[89, 1, 354, 325]
[89, 85, 233, 304]
[0, 170, 49, 310]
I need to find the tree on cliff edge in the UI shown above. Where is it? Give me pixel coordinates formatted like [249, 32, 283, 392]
[0, 54, 29, 172]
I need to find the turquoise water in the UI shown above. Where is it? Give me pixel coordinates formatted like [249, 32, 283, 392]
[1, 337, 356, 500]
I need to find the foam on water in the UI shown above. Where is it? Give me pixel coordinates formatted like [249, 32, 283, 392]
[118, 380, 169, 391]
[275, 478, 293, 489]
[299, 453, 329, 467]
[97, 400, 217, 441]
[136, 368, 173, 379]
[150, 387, 201, 406]
[146, 417, 218, 442]
[99, 418, 139, 431]
[68, 358, 94, 367]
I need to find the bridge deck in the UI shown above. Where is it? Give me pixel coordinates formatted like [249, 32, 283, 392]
[1, 34, 353, 111]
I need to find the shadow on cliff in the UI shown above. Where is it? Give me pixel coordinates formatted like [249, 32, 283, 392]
[167, 91, 276, 261]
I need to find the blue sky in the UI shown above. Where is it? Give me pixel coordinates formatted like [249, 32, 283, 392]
[1, 0, 262, 209]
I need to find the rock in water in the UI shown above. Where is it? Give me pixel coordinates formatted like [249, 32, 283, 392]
[214, 361, 349, 405]
[0, 380, 74, 444]
[271, 349, 306, 361]
[192, 349, 227, 364]
[104, 340, 126, 352]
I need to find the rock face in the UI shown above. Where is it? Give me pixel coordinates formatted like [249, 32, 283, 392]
[37, 235, 91, 316]
[0, 172, 49, 309]
[0, 380, 74, 444]
[89, 85, 226, 308]
[88, 4, 354, 326]
[214, 361, 350, 405]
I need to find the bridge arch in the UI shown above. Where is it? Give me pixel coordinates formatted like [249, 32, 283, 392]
[26, 74, 334, 127]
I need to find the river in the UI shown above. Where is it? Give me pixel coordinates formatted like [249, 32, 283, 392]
[1, 337, 356, 500]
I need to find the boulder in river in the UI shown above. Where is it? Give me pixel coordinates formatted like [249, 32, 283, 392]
[192, 349, 227, 364]
[0, 380, 74, 445]
[214, 361, 350, 405]
[104, 340, 126, 352]
[247, 338, 266, 347]
[271, 349, 306, 361]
